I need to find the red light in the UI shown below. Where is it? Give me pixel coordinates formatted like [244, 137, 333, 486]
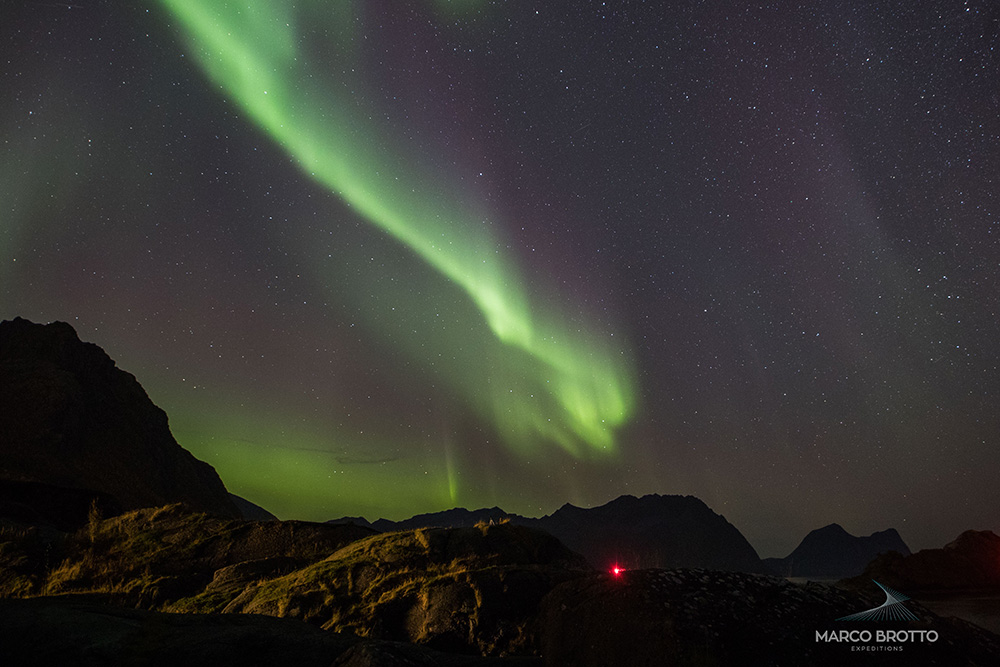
[611, 565, 623, 577]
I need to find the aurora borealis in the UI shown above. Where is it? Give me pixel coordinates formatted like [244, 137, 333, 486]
[156, 0, 635, 458]
[2, 0, 998, 556]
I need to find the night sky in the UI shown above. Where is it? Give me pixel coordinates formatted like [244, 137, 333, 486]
[3, 0, 998, 557]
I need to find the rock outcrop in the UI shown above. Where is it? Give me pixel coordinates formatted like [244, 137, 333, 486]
[0, 503, 376, 606]
[0, 503, 584, 657]
[224, 521, 589, 656]
[0, 317, 239, 519]
[764, 523, 910, 578]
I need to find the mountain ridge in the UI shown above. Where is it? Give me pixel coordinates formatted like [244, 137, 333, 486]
[333, 492, 764, 573]
[764, 522, 911, 578]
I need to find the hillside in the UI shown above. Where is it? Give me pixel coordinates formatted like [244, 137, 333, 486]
[0, 503, 375, 604]
[0, 505, 586, 657]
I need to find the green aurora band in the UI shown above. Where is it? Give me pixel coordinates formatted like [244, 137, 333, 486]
[157, 0, 636, 458]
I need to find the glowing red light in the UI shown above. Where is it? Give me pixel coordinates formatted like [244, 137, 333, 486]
[611, 565, 623, 577]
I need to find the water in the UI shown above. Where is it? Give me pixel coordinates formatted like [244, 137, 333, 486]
[916, 591, 1000, 636]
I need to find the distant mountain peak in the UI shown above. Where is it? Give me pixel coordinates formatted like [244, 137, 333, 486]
[765, 522, 911, 578]
[814, 522, 849, 533]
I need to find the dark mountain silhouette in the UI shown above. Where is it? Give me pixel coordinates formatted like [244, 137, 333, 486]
[326, 515, 377, 530]
[530, 494, 763, 572]
[764, 523, 910, 578]
[846, 529, 1000, 591]
[370, 506, 510, 532]
[0, 317, 239, 519]
[229, 493, 278, 521]
[333, 494, 764, 573]
[0, 479, 123, 533]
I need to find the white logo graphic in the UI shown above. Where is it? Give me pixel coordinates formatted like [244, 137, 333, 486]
[837, 581, 919, 622]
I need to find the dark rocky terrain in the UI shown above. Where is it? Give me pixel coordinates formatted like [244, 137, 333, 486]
[5, 507, 997, 665]
[764, 523, 911, 578]
[0, 503, 375, 604]
[0, 504, 585, 659]
[536, 568, 1000, 666]
[336, 493, 765, 573]
[0, 596, 542, 667]
[0, 318, 239, 519]
[221, 521, 588, 655]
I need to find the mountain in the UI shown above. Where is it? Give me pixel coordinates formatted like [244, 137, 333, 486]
[338, 494, 765, 573]
[0, 317, 239, 520]
[326, 515, 376, 530]
[328, 507, 510, 532]
[531, 494, 763, 572]
[764, 523, 910, 578]
[847, 529, 1000, 591]
[371, 506, 511, 532]
[229, 493, 278, 521]
[0, 479, 123, 533]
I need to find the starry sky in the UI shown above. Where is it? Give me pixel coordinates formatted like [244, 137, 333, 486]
[2, 0, 998, 557]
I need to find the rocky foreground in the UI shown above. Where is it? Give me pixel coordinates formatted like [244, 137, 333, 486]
[2, 503, 999, 665]
[539, 568, 1000, 665]
[0, 596, 542, 667]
